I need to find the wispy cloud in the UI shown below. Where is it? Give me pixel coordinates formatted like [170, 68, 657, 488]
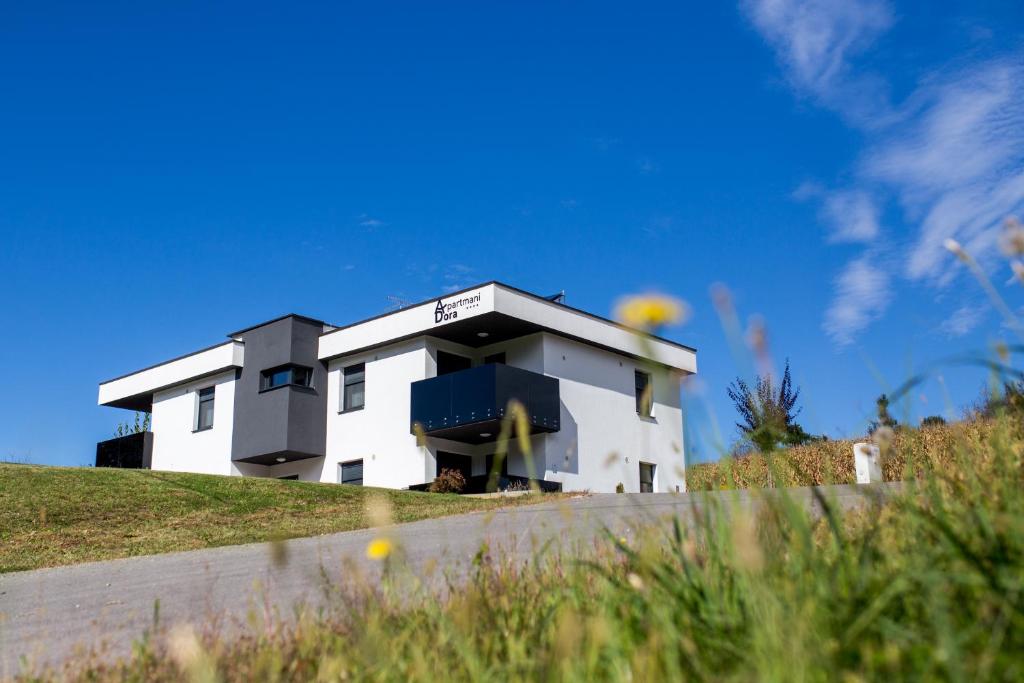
[744, 0, 1024, 345]
[864, 60, 1024, 283]
[824, 256, 891, 345]
[442, 264, 476, 293]
[795, 183, 881, 243]
[358, 214, 387, 229]
[637, 157, 660, 174]
[742, 0, 893, 123]
[941, 304, 985, 337]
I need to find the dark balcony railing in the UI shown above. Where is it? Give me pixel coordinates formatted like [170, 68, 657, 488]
[95, 432, 153, 469]
[410, 364, 560, 444]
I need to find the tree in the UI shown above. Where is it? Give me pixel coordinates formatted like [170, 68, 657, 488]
[868, 394, 899, 433]
[726, 359, 810, 453]
[115, 411, 151, 438]
[921, 415, 946, 428]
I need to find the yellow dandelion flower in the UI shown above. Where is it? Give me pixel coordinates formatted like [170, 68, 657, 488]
[366, 537, 394, 560]
[615, 294, 689, 330]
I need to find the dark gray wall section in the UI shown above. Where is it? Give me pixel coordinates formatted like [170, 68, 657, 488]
[230, 317, 329, 463]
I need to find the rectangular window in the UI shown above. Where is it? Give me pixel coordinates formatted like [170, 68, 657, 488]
[339, 459, 364, 485]
[437, 350, 471, 375]
[260, 364, 313, 392]
[635, 370, 652, 417]
[342, 363, 365, 412]
[639, 462, 655, 493]
[277, 474, 299, 481]
[484, 352, 506, 365]
[196, 386, 215, 431]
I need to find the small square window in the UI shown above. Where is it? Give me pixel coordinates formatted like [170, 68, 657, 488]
[260, 364, 313, 391]
[342, 363, 365, 412]
[339, 459, 363, 485]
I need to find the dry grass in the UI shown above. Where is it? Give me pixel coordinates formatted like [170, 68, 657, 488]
[31, 412, 1024, 681]
[0, 463, 559, 573]
[686, 419, 1004, 490]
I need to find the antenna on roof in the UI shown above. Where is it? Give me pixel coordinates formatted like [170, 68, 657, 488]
[386, 295, 413, 311]
[544, 290, 566, 304]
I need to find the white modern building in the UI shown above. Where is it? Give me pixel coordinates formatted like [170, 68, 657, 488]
[96, 282, 697, 493]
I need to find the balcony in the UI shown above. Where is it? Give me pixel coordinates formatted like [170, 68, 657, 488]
[410, 364, 560, 444]
[95, 432, 153, 469]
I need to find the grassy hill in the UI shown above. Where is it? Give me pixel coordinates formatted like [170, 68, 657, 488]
[686, 419, 996, 490]
[42, 413, 1024, 681]
[0, 464, 547, 573]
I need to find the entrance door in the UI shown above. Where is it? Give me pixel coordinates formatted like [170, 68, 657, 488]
[437, 351, 472, 375]
[436, 451, 472, 481]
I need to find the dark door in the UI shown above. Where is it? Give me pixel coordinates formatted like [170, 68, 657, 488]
[437, 351, 472, 375]
[436, 451, 472, 481]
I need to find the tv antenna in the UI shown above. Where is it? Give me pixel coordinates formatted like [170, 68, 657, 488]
[386, 295, 413, 311]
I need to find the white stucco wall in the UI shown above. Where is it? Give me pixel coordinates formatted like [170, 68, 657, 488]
[323, 339, 433, 488]
[538, 334, 686, 493]
[150, 369, 237, 475]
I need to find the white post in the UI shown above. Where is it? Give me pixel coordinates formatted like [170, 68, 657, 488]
[853, 443, 882, 484]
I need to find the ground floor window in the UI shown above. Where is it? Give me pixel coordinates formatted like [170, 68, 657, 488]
[639, 462, 655, 493]
[339, 460, 363, 485]
[277, 474, 299, 481]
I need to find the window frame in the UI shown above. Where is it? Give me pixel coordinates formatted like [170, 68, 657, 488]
[194, 385, 216, 432]
[341, 363, 366, 413]
[259, 364, 314, 393]
[339, 459, 364, 486]
[639, 462, 656, 493]
[635, 370, 653, 417]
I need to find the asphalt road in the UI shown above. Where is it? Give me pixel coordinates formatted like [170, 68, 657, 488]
[0, 483, 898, 676]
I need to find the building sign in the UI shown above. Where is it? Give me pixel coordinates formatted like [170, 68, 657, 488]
[434, 290, 483, 324]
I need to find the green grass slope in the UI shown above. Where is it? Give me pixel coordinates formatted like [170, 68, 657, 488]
[0, 463, 540, 573]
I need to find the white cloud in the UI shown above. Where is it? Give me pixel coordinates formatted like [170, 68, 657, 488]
[822, 189, 881, 243]
[741, 0, 893, 121]
[358, 214, 387, 228]
[864, 60, 1024, 281]
[941, 304, 984, 337]
[744, 0, 1024, 344]
[824, 256, 892, 345]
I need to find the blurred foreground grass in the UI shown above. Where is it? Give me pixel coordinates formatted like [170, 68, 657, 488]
[35, 413, 1024, 681]
[0, 464, 554, 573]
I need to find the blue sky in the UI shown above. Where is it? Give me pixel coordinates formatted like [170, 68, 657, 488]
[1, 1, 1022, 466]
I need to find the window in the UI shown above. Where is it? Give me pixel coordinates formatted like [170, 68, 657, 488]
[339, 460, 363, 485]
[484, 352, 506, 365]
[196, 386, 215, 431]
[639, 462, 655, 493]
[437, 350, 471, 375]
[635, 370, 652, 417]
[260, 364, 313, 392]
[277, 474, 299, 481]
[342, 363, 365, 412]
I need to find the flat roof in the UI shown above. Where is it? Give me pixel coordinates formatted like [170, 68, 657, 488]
[320, 280, 696, 353]
[98, 282, 698, 409]
[317, 282, 697, 372]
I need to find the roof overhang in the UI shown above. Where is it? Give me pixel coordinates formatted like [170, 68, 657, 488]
[98, 340, 245, 410]
[318, 283, 697, 373]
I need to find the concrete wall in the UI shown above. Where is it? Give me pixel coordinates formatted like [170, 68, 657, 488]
[150, 369, 237, 475]
[323, 339, 432, 488]
[538, 333, 686, 493]
[230, 316, 328, 462]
